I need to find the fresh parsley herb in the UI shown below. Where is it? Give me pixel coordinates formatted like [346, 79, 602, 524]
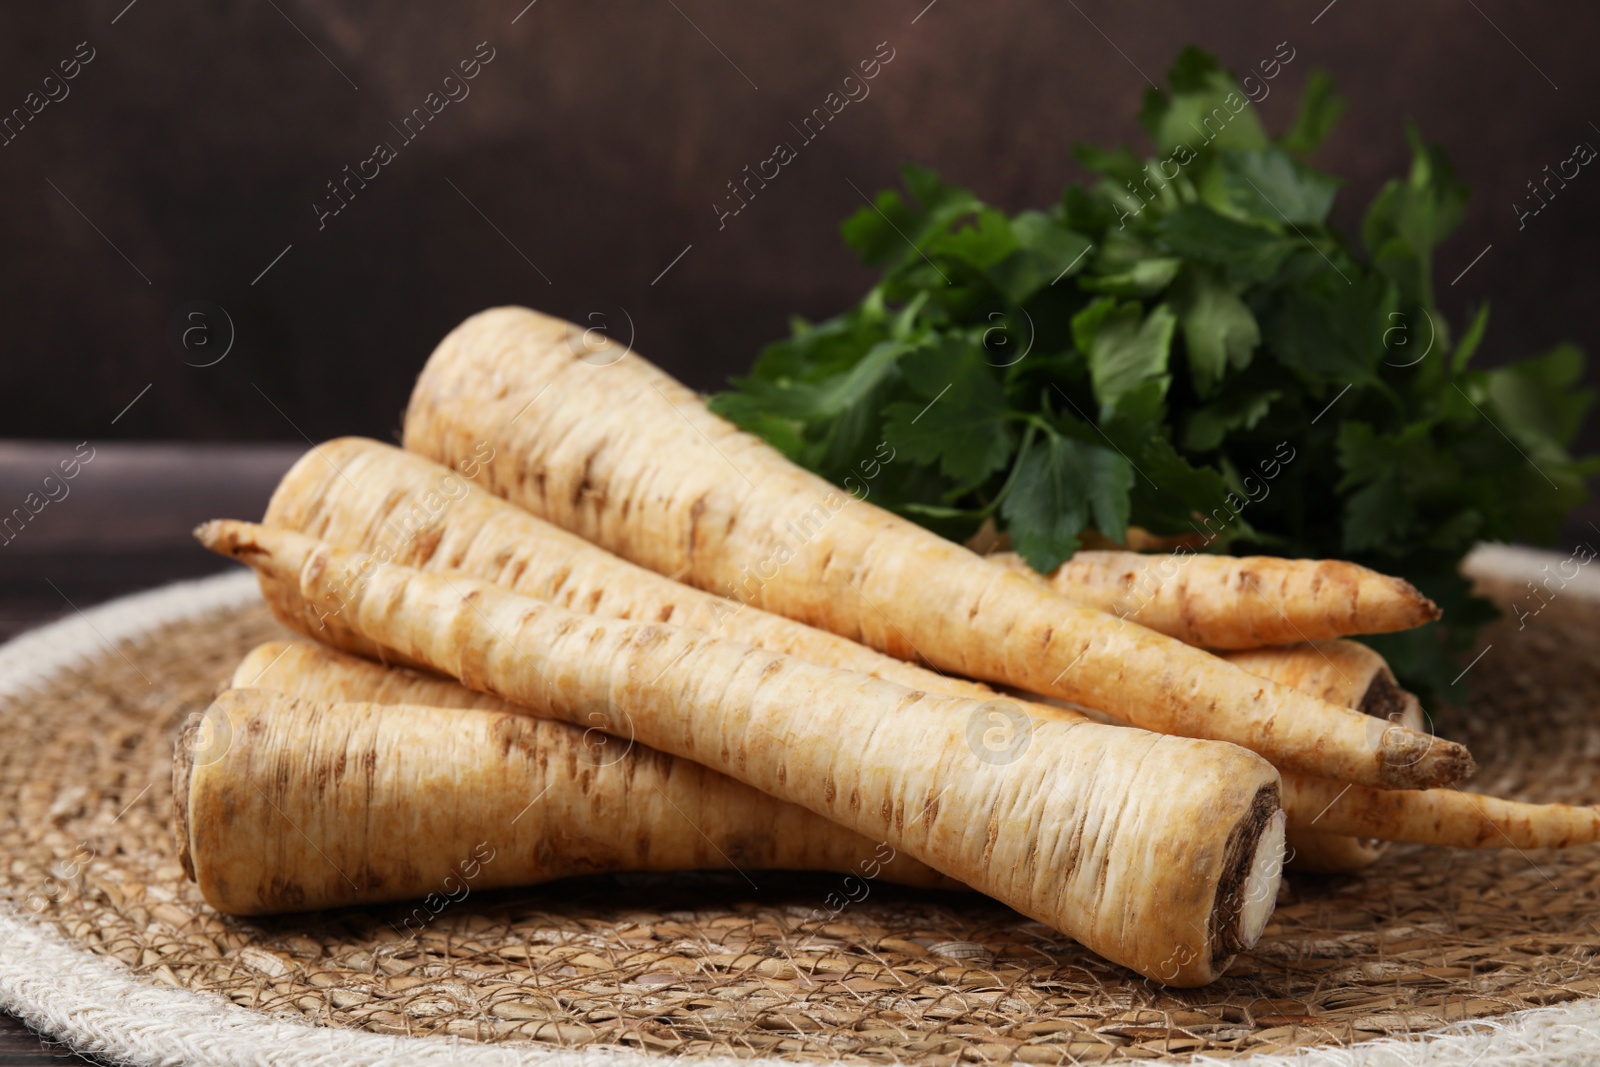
[710, 47, 1598, 702]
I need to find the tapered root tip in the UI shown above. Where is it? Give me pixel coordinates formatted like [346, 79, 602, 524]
[1366, 574, 1442, 630]
[1415, 592, 1443, 624]
[194, 519, 233, 553]
[1393, 575, 1443, 624]
[1379, 730, 1477, 790]
[193, 519, 263, 561]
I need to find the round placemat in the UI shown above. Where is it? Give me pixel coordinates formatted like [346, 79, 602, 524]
[4, 553, 1600, 1067]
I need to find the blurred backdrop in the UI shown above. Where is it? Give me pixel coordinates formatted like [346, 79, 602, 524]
[2, 0, 1600, 630]
[3, 0, 1598, 442]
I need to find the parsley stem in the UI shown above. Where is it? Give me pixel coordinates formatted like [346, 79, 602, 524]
[977, 423, 1042, 519]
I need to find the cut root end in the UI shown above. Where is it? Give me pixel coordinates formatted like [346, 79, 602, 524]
[1237, 809, 1286, 951]
[1208, 784, 1284, 966]
[1360, 670, 1425, 734]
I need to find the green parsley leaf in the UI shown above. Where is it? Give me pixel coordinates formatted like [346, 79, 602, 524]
[1262, 270, 1393, 386]
[1361, 124, 1469, 305]
[883, 337, 1015, 487]
[1279, 70, 1345, 157]
[1157, 203, 1296, 284]
[987, 212, 1094, 304]
[1212, 147, 1341, 226]
[1001, 432, 1133, 571]
[1072, 298, 1176, 412]
[1172, 265, 1261, 396]
[1182, 389, 1280, 452]
[1488, 343, 1594, 449]
[1140, 47, 1268, 157]
[1451, 304, 1490, 373]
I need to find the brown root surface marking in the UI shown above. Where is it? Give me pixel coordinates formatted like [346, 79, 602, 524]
[230, 640, 955, 894]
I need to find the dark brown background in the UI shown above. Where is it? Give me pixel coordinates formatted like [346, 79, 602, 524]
[1, 0, 1597, 451]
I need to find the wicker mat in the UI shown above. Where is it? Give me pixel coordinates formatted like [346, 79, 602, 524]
[4, 551, 1600, 1066]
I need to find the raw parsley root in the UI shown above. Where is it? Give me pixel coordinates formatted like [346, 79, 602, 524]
[204, 644, 952, 909]
[231, 631, 1597, 865]
[1230, 640, 1417, 874]
[198, 519, 1285, 986]
[1282, 775, 1600, 851]
[254, 439, 1380, 870]
[178, 688, 954, 915]
[1219, 643, 1600, 854]
[1237, 648, 1600, 853]
[249, 445, 1419, 861]
[401, 306, 1469, 790]
[709, 48, 1597, 702]
[226, 512, 1593, 860]
[996, 550, 1439, 649]
[260, 437, 1005, 704]
[1283, 830, 1384, 875]
[259, 438, 1421, 816]
[1222, 639, 1423, 734]
[232, 639, 515, 712]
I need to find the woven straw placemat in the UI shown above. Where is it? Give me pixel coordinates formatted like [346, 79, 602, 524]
[3, 551, 1600, 1067]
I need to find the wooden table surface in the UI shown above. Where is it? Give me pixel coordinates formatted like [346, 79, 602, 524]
[0, 442, 303, 1065]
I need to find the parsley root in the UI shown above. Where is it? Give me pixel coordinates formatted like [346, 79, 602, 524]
[191, 649, 952, 912]
[399, 307, 1470, 791]
[1282, 775, 1600, 850]
[1222, 640, 1424, 734]
[1226, 641, 1422, 873]
[247, 437, 1428, 865]
[1243, 651, 1600, 853]
[260, 437, 1005, 704]
[198, 519, 1285, 986]
[996, 550, 1441, 649]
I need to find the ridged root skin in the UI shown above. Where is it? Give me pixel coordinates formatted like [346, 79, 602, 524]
[1282, 775, 1600, 850]
[196, 519, 1283, 987]
[1222, 641, 1417, 873]
[999, 550, 1440, 649]
[259, 437, 1002, 704]
[178, 685, 957, 915]
[228, 641, 963, 895]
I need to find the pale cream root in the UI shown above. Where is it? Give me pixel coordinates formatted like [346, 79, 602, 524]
[397, 307, 1470, 791]
[1283, 828, 1385, 874]
[996, 551, 1439, 650]
[178, 687, 955, 914]
[1222, 640, 1424, 733]
[1282, 776, 1600, 850]
[199, 520, 1283, 987]
[258, 437, 1003, 703]
[1225, 641, 1421, 873]
[228, 639, 954, 892]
